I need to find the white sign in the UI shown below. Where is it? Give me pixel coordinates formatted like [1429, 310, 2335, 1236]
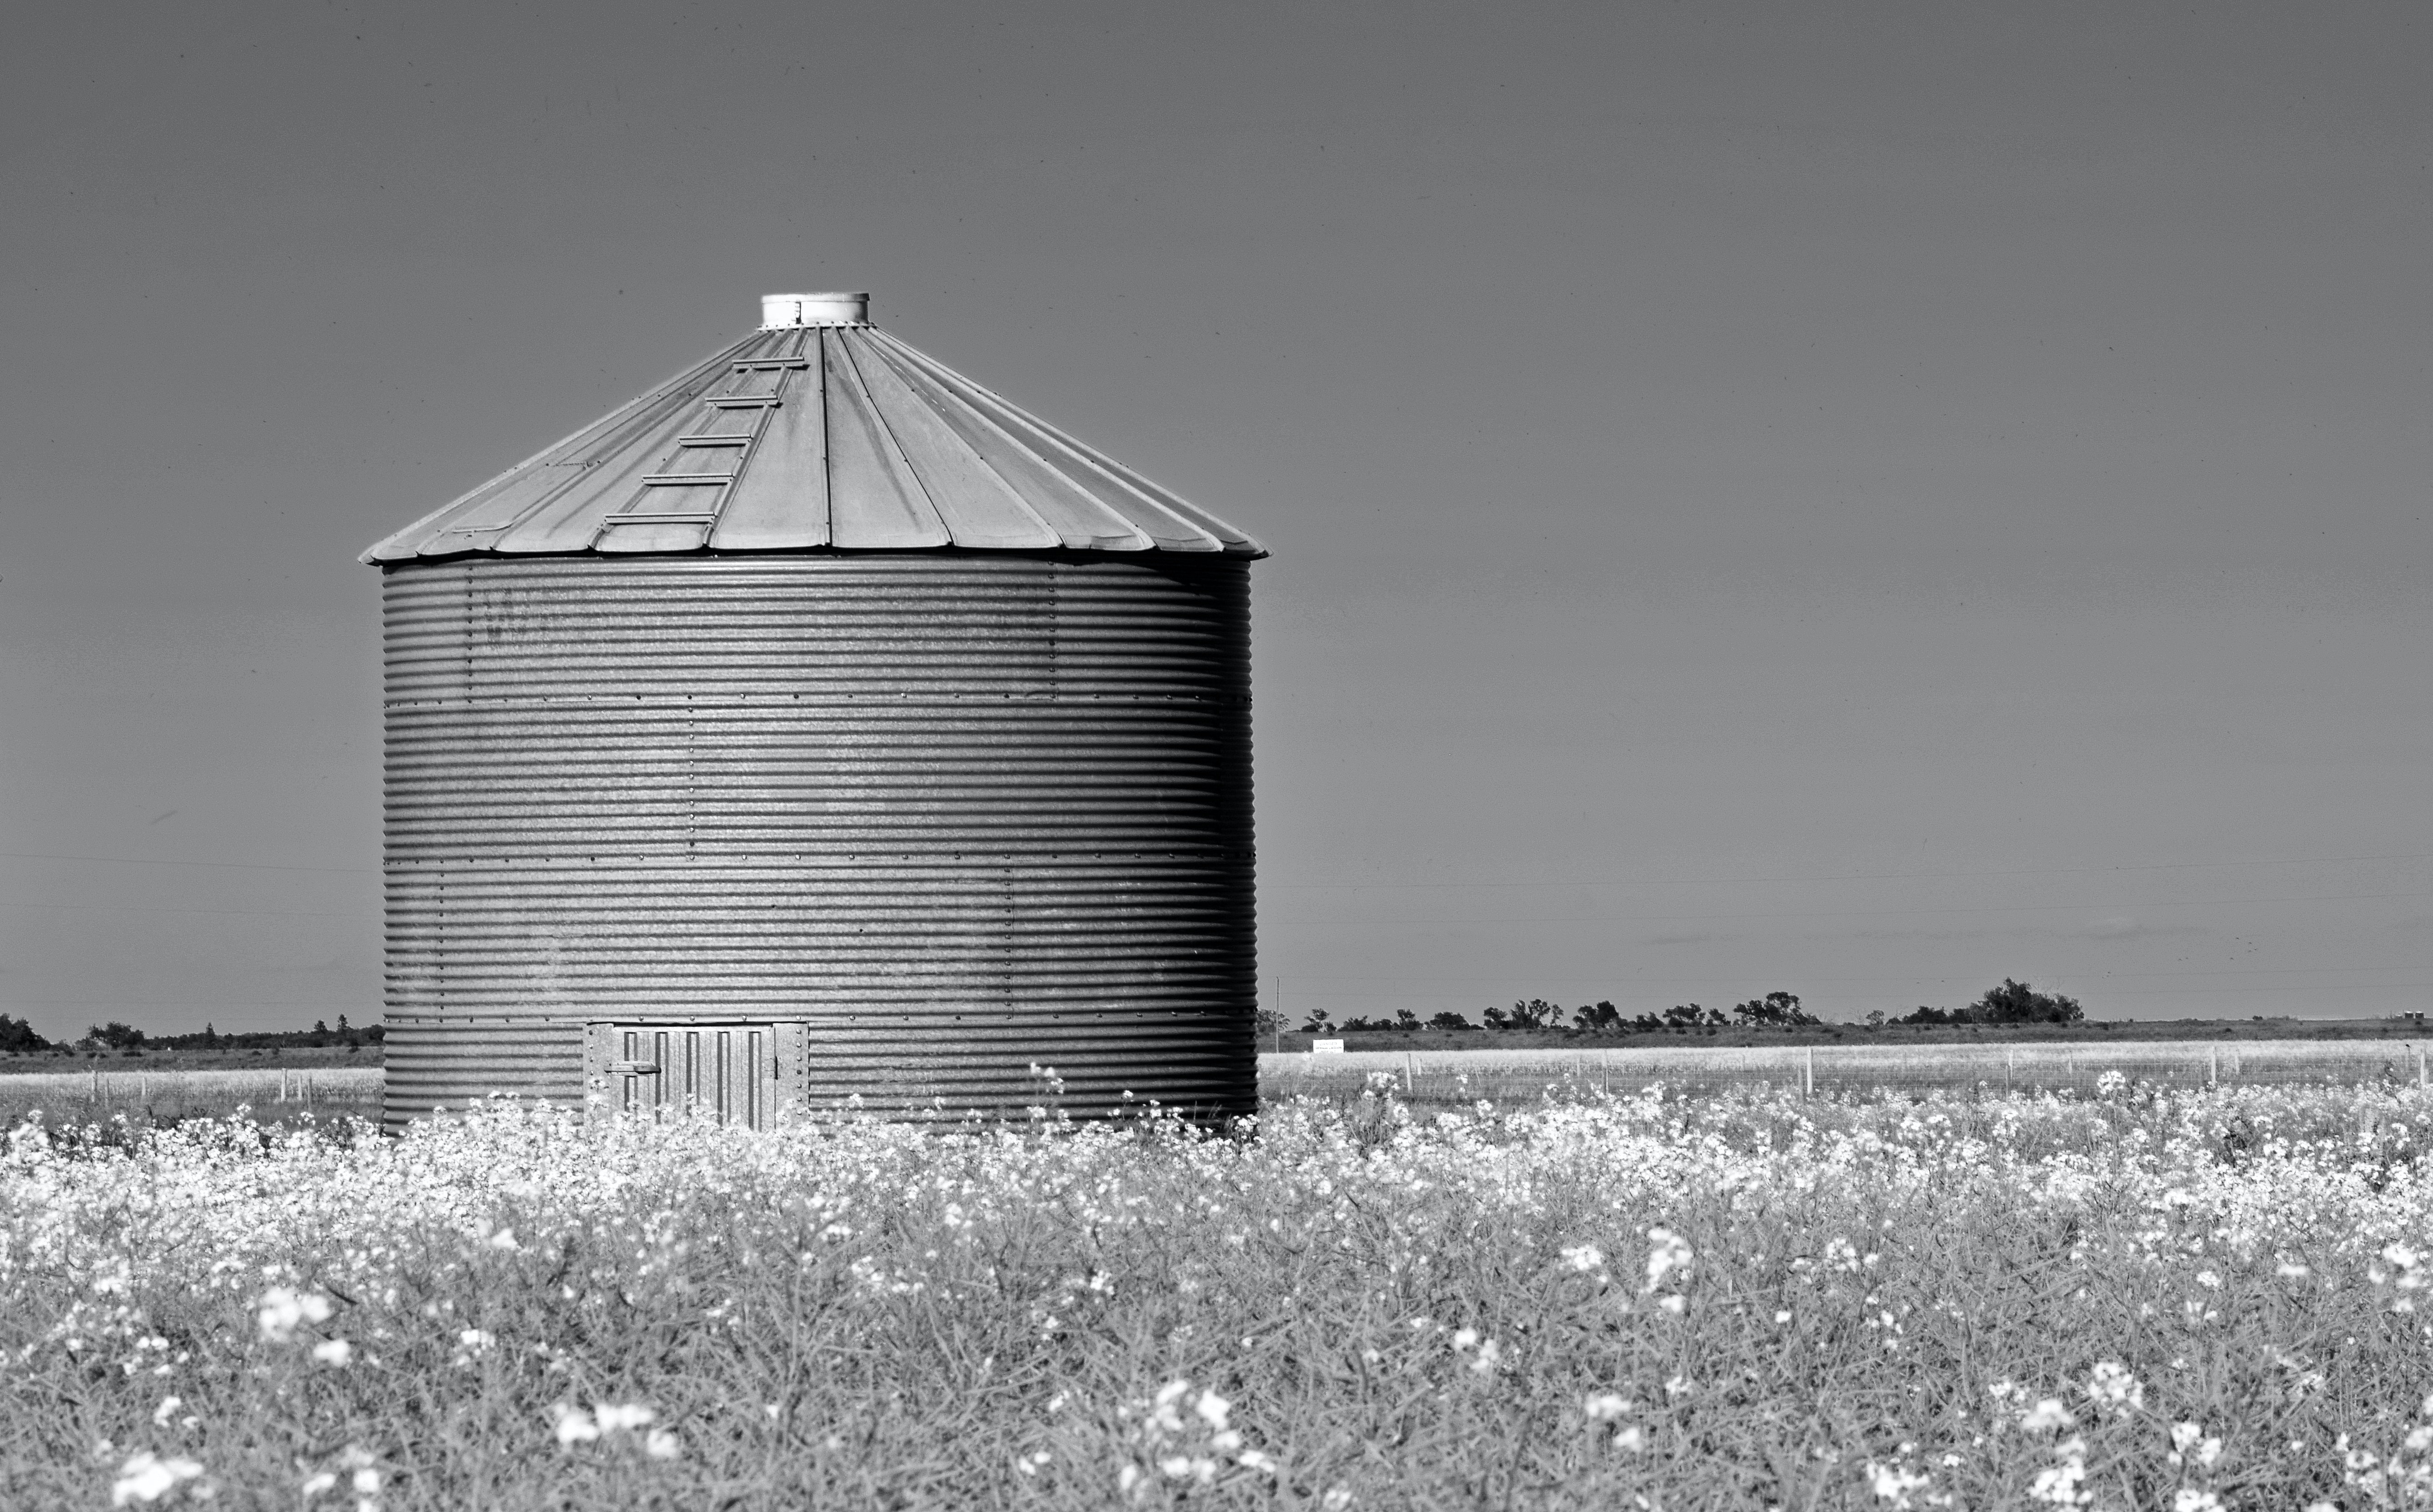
[1310, 1039, 1346, 1054]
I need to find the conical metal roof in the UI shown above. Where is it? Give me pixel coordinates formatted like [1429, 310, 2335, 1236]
[361, 293, 1264, 562]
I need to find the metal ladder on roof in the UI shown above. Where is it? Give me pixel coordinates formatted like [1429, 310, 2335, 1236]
[590, 351, 813, 550]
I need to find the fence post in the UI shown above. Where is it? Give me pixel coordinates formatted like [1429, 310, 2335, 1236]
[91, 1067, 99, 1102]
[2418, 1048, 2427, 1090]
[1404, 1053, 1414, 1094]
[2006, 1047, 2014, 1093]
[1804, 1048, 1815, 1099]
[2209, 1049, 2219, 1087]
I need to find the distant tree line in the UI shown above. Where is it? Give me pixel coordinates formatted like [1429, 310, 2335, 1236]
[0, 1015, 383, 1055]
[1299, 990, 1822, 1036]
[1871, 979, 2083, 1027]
[1289, 981, 2085, 1036]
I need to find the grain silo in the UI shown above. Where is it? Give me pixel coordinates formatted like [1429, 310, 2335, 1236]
[363, 293, 1262, 1130]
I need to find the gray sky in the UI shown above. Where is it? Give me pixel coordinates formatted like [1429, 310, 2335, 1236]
[3, 0, 2428, 1036]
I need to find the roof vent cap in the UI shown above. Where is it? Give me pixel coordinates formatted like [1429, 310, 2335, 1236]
[761, 292, 870, 328]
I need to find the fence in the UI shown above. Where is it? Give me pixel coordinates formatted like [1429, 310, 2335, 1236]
[1257, 1039, 2433, 1104]
[0, 1068, 385, 1121]
[5, 1044, 2422, 1125]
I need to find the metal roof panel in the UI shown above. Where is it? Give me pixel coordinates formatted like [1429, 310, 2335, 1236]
[821, 329, 953, 549]
[361, 300, 1266, 562]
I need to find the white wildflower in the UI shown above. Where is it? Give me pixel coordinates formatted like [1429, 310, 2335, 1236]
[2021, 1399, 2076, 1433]
[1868, 1461, 1932, 1508]
[550, 1404, 600, 1447]
[593, 1403, 656, 1433]
[255, 1286, 333, 1344]
[1644, 1227, 1693, 1291]
[2085, 1361, 2143, 1415]
[111, 1451, 203, 1506]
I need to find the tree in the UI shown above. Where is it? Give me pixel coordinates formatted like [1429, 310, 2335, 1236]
[1662, 1003, 1718, 1029]
[85, 1021, 146, 1050]
[1394, 1008, 1420, 1031]
[1730, 991, 1819, 1029]
[1427, 1011, 1479, 1031]
[0, 1014, 49, 1053]
[1298, 1010, 1336, 1034]
[1896, 980, 2084, 1027]
[1484, 998, 1562, 1032]
[1572, 1001, 1624, 1032]
[1969, 979, 2084, 1025]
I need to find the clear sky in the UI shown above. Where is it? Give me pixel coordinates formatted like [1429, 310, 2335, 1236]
[3, 0, 2428, 1037]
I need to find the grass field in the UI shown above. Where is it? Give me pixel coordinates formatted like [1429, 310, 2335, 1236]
[1261, 1037, 2433, 1107]
[0, 1067, 383, 1129]
[5, 1038, 2420, 1132]
[9, 1069, 2433, 1509]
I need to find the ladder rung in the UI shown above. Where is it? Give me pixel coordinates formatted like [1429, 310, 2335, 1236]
[734, 360, 811, 371]
[605, 511, 719, 524]
[640, 473, 734, 487]
[676, 435, 751, 447]
[706, 397, 780, 409]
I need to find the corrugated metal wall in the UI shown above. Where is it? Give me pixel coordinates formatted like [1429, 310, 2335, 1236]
[380, 552, 1254, 1129]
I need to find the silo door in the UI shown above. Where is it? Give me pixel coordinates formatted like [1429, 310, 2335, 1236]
[583, 1023, 784, 1129]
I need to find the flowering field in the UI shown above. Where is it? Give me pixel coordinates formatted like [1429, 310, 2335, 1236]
[0, 1068, 382, 1129]
[7, 1080, 2433, 1509]
[1261, 1038, 2433, 1102]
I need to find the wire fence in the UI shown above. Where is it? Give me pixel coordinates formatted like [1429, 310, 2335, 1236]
[6, 1042, 2427, 1126]
[0, 1067, 385, 1123]
[1258, 1039, 2433, 1105]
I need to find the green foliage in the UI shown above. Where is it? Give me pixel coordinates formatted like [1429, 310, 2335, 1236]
[7, 1085, 2428, 1507]
[1484, 998, 1564, 1032]
[0, 1014, 50, 1054]
[1572, 1001, 1624, 1031]
[1730, 991, 1820, 1028]
[1901, 979, 2085, 1027]
[148, 1023, 386, 1052]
